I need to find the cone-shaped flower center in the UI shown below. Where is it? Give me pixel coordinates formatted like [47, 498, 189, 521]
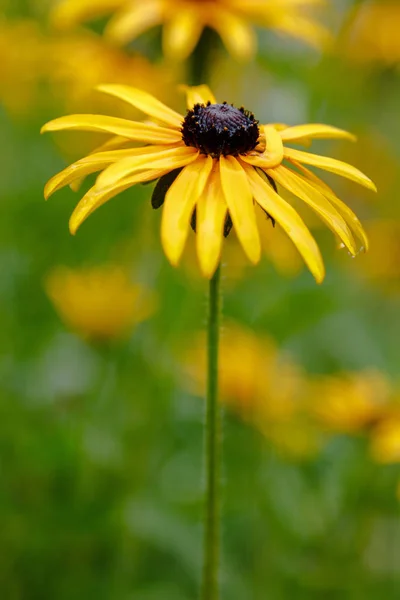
[182, 102, 260, 158]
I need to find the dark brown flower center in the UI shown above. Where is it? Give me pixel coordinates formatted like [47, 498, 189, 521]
[181, 102, 259, 158]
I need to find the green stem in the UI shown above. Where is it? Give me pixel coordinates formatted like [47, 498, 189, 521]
[202, 264, 222, 600]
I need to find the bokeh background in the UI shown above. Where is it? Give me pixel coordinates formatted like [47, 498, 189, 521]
[1, 0, 400, 598]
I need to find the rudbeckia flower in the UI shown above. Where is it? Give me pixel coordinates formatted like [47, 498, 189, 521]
[42, 84, 376, 282]
[51, 0, 329, 60]
[46, 264, 157, 342]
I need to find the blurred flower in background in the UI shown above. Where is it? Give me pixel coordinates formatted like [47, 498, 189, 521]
[45, 264, 157, 342]
[0, 19, 177, 118]
[342, 1, 400, 69]
[51, 0, 329, 60]
[184, 322, 321, 458]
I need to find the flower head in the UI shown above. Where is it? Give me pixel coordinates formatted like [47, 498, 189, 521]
[45, 264, 156, 342]
[51, 0, 330, 61]
[42, 84, 376, 282]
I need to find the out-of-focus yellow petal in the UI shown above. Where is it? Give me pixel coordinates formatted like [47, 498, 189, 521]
[181, 85, 217, 109]
[96, 146, 197, 188]
[291, 160, 369, 251]
[284, 147, 377, 192]
[269, 14, 331, 49]
[69, 168, 169, 234]
[242, 125, 283, 168]
[208, 7, 256, 61]
[96, 84, 183, 128]
[41, 114, 182, 144]
[51, 0, 124, 28]
[270, 165, 357, 255]
[104, 0, 164, 45]
[219, 156, 261, 264]
[280, 124, 356, 143]
[163, 7, 204, 60]
[196, 166, 227, 278]
[243, 164, 325, 283]
[161, 156, 213, 266]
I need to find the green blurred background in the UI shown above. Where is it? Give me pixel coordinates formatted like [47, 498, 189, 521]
[1, 0, 400, 598]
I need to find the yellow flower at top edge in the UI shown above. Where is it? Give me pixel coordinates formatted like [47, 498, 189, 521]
[342, 1, 400, 68]
[45, 264, 157, 342]
[42, 84, 376, 282]
[51, 0, 330, 60]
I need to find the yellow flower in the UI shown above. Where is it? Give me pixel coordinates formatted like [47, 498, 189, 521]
[370, 418, 400, 464]
[342, 1, 400, 68]
[183, 323, 321, 458]
[51, 0, 330, 60]
[42, 84, 375, 281]
[45, 264, 157, 342]
[308, 371, 390, 434]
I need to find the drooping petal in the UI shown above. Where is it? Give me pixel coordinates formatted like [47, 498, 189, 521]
[96, 146, 198, 188]
[163, 7, 204, 60]
[269, 165, 357, 255]
[181, 85, 217, 109]
[104, 0, 164, 45]
[41, 115, 182, 144]
[291, 160, 369, 251]
[196, 168, 228, 278]
[219, 156, 261, 264]
[44, 145, 177, 199]
[208, 6, 256, 61]
[243, 163, 325, 283]
[96, 84, 183, 129]
[69, 168, 170, 234]
[280, 124, 356, 143]
[241, 125, 284, 168]
[284, 147, 377, 191]
[161, 156, 213, 265]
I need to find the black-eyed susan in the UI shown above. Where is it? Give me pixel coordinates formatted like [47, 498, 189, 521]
[42, 84, 376, 282]
[51, 0, 329, 60]
[46, 264, 157, 342]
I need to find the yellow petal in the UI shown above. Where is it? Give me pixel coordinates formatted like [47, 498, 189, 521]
[96, 146, 198, 188]
[284, 147, 377, 192]
[181, 85, 217, 109]
[41, 114, 181, 144]
[96, 85, 183, 129]
[268, 14, 331, 49]
[161, 156, 213, 265]
[51, 0, 123, 28]
[45, 145, 175, 199]
[243, 163, 325, 283]
[280, 124, 356, 143]
[89, 135, 133, 153]
[291, 160, 369, 251]
[69, 168, 169, 234]
[196, 168, 228, 278]
[241, 125, 283, 168]
[219, 156, 261, 264]
[104, 0, 164, 45]
[163, 7, 204, 60]
[45, 148, 134, 199]
[269, 165, 357, 255]
[208, 7, 256, 61]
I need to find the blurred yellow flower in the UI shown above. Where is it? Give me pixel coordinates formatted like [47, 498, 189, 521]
[370, 417, 400, 464]
[357, 220, 400, 289]
[342, 1, 400, 68]
[308, 371, 390, 433]
[184, 323, 320, 458]
[45, 264, 157, 342]
[51, 0, 330, 60]
[0, 20, 175, 117]
[0, 20, 47, 116]
[42, 84, 375, 281]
